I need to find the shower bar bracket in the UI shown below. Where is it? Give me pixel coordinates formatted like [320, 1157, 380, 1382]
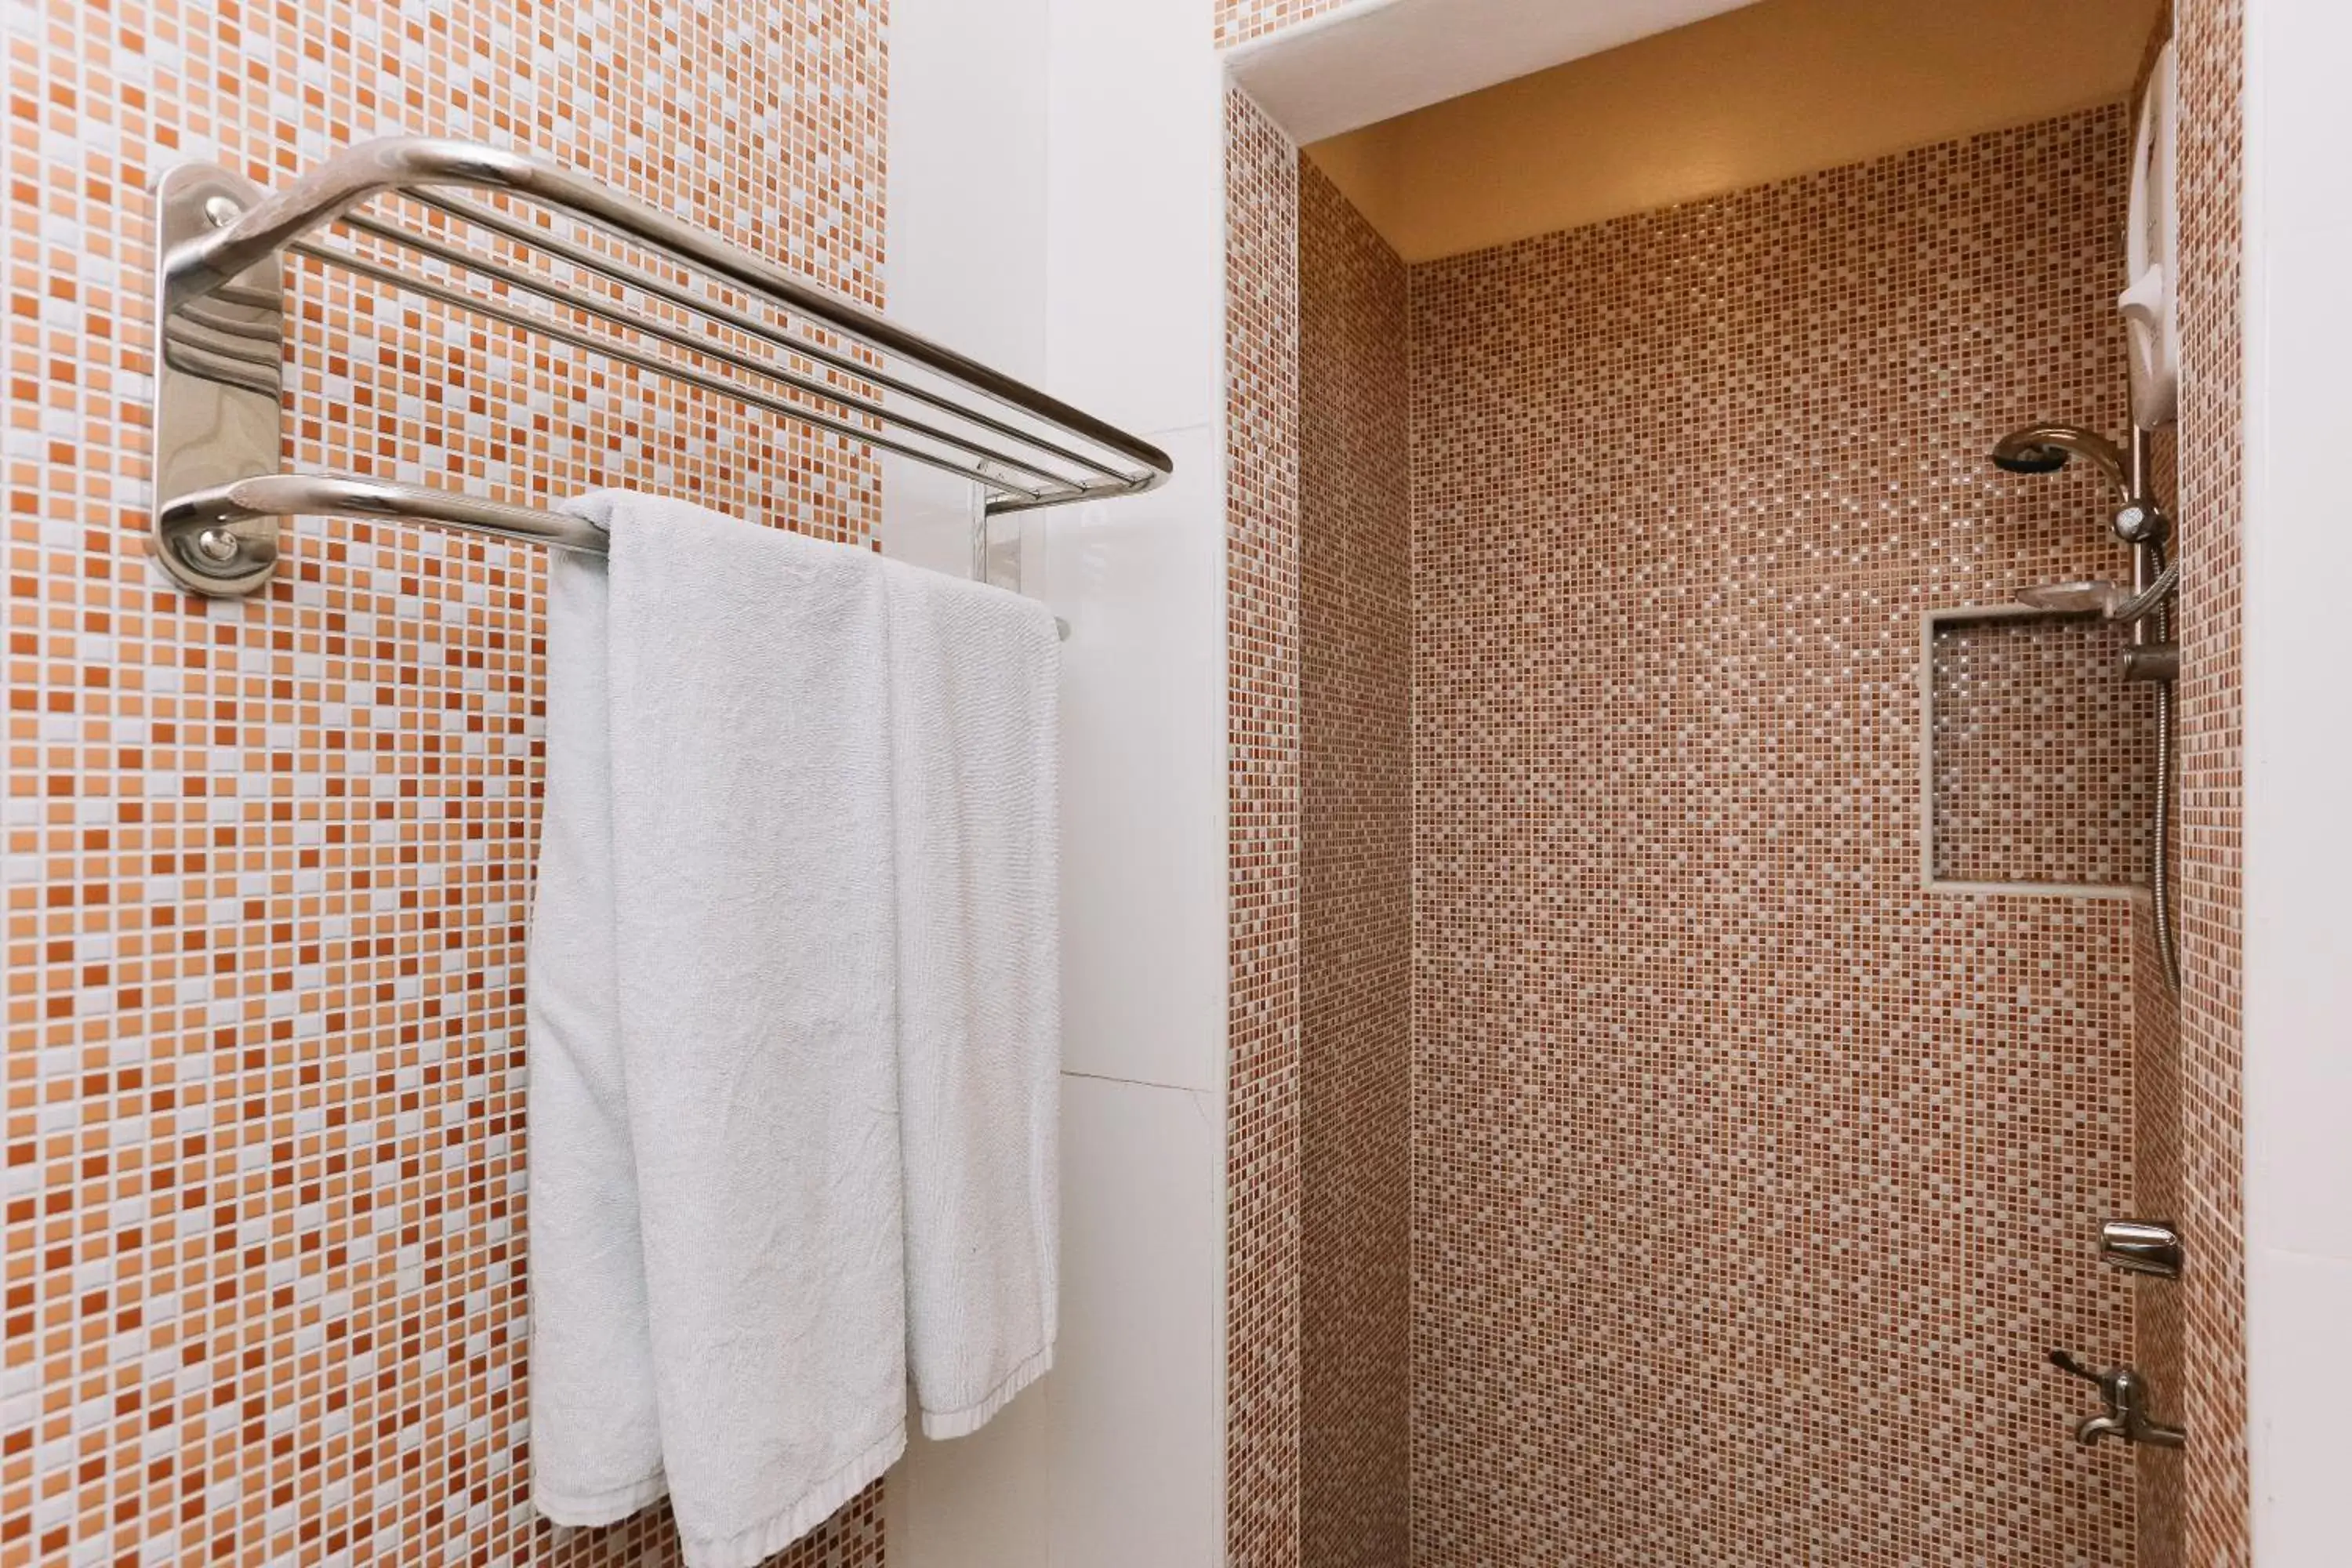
[149, 140, 1172, 597]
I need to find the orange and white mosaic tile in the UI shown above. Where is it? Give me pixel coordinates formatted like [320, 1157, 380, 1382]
[1214, 0, 1352, 51]
[4, 0, 886, 1562]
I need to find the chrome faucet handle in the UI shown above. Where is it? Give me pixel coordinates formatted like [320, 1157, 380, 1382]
[2048, 1348, 2118, 1395]
[2049, 1348, 2187, 1449]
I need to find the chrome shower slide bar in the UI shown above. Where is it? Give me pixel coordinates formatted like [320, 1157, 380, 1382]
[150, 136, 1172, 597]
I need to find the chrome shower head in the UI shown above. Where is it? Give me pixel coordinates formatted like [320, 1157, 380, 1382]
[1991, 423, 2132, 503]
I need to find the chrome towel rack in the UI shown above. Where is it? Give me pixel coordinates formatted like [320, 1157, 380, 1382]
[150, 136, 1172, 597]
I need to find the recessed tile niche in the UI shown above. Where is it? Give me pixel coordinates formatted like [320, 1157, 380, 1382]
[1925, 607, 2159, 892]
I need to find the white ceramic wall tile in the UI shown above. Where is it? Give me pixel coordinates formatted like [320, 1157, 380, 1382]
[2245, 2, 2352, 1548]
[1029, 423, 1229, 1092]
[1046, 0, 1227, 434]
[886, 0, 1047, 375]
[1051, 1073, 1226, 1568]
[2244, 0, 2352, 1269]
[887, 1066, 1227, 1568]
[882, 0, 1231, 1560]
[885, 1385, 1054, 1568]
[882, 0, 1046, 575]
[2246, 1250, 2352, 1566]
[879, 459, 981, 580]
[2245, 1018, 2352, 1265]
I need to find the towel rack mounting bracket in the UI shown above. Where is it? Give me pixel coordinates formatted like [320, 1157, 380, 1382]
[153, 162, 285, 597]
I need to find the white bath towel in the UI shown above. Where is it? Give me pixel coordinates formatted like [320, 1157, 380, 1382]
[523, 535, 665, 1523]
[883, 561, 1062, 1439]
[528, 492, 907, 1568]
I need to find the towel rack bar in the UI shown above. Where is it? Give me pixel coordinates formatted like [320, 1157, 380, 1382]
[174, 472, 604, 546]
[149, 137, 1171, 599]
[330, 212, 1124, 489]
[396, 194, 1138, 487]
[158, 472, 607, 588]
[164, 136, 1171, 475]
[289, 239, 1063, 499]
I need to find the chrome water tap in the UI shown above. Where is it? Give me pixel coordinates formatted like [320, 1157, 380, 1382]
[2049, 1348, 2186, 1449]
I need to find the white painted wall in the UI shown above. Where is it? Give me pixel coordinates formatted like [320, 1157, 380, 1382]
[881, 0, 1230, 1562]
[2241, 2, 2352, 1563]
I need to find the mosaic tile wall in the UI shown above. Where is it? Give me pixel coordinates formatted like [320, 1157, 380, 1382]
[2171, 0, 2249, 1560]
[1214, 0, 1350, 52]
[1225, 83, 1305, 1568]
[2125, 9, 2187, 1517]
[2131, 890, 2184, 1568]
[1928, 614, 2157, 887]
[4, 0, 887, 1562]
[1296, 157, 1410, 1568]
[2117, 13, 2198, 1565]
[1407, 108, 2143, 1567]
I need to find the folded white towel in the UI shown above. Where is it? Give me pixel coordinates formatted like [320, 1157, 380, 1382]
[883, 560, 1062, 1439]
[528, 492, 907, 1568]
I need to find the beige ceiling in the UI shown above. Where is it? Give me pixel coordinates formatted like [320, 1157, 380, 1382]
[1305, 0, 2165, 262]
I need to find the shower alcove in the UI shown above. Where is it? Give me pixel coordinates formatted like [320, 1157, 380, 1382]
[1224, 1, 2195, 1563]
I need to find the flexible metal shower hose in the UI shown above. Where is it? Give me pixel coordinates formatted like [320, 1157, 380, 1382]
[2134, 553, 2183, 992]
[2111, 558, 2180, 622]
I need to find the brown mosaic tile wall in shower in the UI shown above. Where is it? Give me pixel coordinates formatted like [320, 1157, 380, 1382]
[5, 1, 886, 1562]
[2172, 0, 2250, 1560]
[1929, 614, 2157, 887]
[1407, 108, 2143, 1567]
[2127, 34, 2186, 1526]
[1297, 158, 1411, 1568]
[1225, 84, 1305, 1568]
[2119, 17, 2195, 1552]
[2130, 894, 2185, 1568]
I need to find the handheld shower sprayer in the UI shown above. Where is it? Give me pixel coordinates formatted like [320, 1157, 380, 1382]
[1990, 423, 2168, 545]
[1990, 423, 2126, 485]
